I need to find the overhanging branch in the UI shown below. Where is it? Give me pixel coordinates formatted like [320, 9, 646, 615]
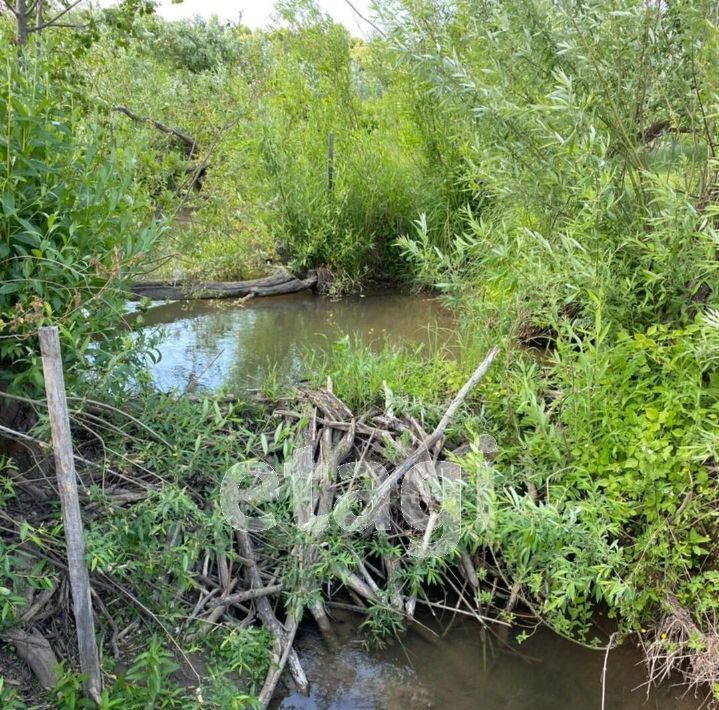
[112, 104, 198, 156]
[29, 0, 84, 32]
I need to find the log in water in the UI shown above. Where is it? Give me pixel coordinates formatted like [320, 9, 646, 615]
[130, 269, 317, 301]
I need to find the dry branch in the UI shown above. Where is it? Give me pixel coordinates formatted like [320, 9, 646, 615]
[113, 105, 197, 155]
[235, 529, 309, 699]
[1, 340, 510, 708]
[374, 347, 500, 503]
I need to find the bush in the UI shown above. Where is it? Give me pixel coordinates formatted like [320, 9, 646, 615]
[0, 50, 158, 393]
[384, 0, 719, 638]
[149, 16, 243, 73]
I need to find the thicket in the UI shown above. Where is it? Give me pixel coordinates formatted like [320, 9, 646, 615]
[2, 0, 719, 707]
[370, 0, 719, 696]
[87, 0, 472, 282]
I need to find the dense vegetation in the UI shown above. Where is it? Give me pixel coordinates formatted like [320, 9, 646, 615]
[2, 0, 719, 707]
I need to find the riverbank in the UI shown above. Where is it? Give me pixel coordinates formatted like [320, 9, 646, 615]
[4, 282, 719, 709]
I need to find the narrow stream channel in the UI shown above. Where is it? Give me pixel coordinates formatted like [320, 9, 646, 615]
[131, 290, 451, 392]
[133, 292, 697, 709]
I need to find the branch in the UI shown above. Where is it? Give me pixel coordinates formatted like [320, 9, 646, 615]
[28, 21, 88, 31]
[112, 104, 197, 155]
[0, 628, 58, 689]
[637, 119, 694, 144]
[30, 0, 84, 31]
[1, 0, 20, 18]
[342, 0, 386, 38]
[374, 346, 500, 501]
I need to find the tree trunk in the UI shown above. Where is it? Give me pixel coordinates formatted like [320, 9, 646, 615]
[16, 0, 29, 46]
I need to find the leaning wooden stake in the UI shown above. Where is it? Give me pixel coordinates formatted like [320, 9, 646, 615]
[38, 327, 102, 704]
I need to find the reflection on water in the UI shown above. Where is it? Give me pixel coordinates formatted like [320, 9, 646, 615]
[133, 291, 452, 393]
[280, 615, 697, 710]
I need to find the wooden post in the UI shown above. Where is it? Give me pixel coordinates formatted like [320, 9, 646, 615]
[38, 327, 102, 704]
[327, 132, 334, 198]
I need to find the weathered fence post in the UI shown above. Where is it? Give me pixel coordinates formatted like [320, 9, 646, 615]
[38, 327, 102, 704]
[327, 132, 334, 197]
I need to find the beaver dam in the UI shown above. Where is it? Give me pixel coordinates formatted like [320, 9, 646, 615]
[0, 291, 708, 709]
[118, 293, 695, 709]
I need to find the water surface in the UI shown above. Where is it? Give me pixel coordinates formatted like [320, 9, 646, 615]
[280, 615, 696, 710]
[133, 291, 451, 392]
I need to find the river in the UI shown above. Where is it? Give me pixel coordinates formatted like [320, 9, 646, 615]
[280, 613, 695, 709]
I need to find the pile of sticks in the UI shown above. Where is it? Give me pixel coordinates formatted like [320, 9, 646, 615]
[1, 348, 519, 708]
[216, 347, 501, 704]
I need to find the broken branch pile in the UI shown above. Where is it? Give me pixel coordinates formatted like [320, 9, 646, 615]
[0, 348, 524, 707]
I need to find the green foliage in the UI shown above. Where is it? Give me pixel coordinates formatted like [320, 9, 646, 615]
[0, 528, 57, 631]
[0, 48, 158, 393]
[89, 1, 473, 283]
[124, 638, 183, 705]
[147, 16, 243, 73]
[0, 678, 25, 710]
[52, 641, 194, 709]
[385, 0, 719, 636]
[29, 392, 282, 707]
[304, 334, 463, 414]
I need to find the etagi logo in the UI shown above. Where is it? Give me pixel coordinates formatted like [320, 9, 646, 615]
[220, 439, 496, 559]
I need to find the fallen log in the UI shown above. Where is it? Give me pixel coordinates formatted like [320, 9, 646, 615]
[129, 270, 317, 301]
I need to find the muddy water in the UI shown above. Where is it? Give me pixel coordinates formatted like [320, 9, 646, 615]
[132, 290, 451, 392]
[281, 616, 696, 710]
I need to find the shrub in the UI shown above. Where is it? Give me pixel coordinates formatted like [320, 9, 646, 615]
[0, 50, 158, 393]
